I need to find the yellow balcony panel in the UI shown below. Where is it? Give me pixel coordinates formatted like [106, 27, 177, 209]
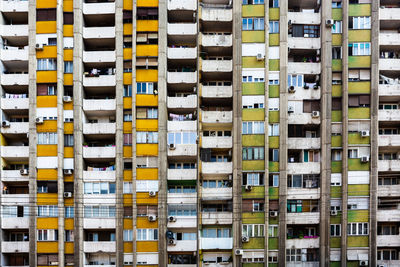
[36, 21, 56, 34]
[269, 136, 279, 148]
[242, 56, 264, 68]
[269, 162, 279, 172]
[349, 30, 371, 42]
[124, 146, 132, 158]
[37, 71, 57, 83]
[64, 198, 74, 206]
[137, 168, 158, 180]
[137, 216, 158, 228]
[36, 46, 57, 59]
[64, 122, 73, 134]
[124, 194, 133, 206]
[124, 242, 133, 253]
[243, 160, 265, 171]
[64, 49, 73, 61]
[137, 20, 158, 32]
[348, 158, 370, 171]
[348, 209, 369, 223]
[347, 236, 369, 247]
[124, 97, 132, 109]
[64, 73, 73, 86]
[37, 145, 57, 157]
[331, 135, 342, 148]
[137, 144, 158, 156]
[136, 95, 158, 106]
[242, 5, 264, 17]
[124, 73, 132, 84]
[242, 108, 264, 121]
[64, 99, 73, 110]
[348, 81, 370, 94]
[37, 218, 58, 229]
[269, 33, 279, 46]
[349, 4, 371, 17]
[64, 0, 73, 12]
[332, 8, 342, 20]
[137, 45, 158, 57]
[37, 193, 58, 205]
[137, 241, 158, 252]
[65, 218, 74, 230]
[332, 59, 342, 72]
[124, 0, 132, 10]
[242, 82, 264, 95]
[124, 23, 133, 35]
[269, 111, 279, 123]
[137, 119, 158, 131]
[37, 241, 58, 253]
[332, 110, 342, 122]
[332, 84, 342, 97]
[349, 132, 370, 145]
[124, 48, 132, 60]
[123, 121, 132, 133]
[137, 69, 158, 82]
[242, 31, 265, 43]
[65, 242, 74, 254]
[37, 169, 57, 181]
[124, 170, 132, 181]
[37, 95, 57, 108]
[124, 218, 133, 229]
[348, 184, 369, 196]
[63, 25, 73, 37]
[348, 56, 370, 69]
[269, 8, 279, 20]
[37, 0, 57, 8]
[332, 34, 342, 46]
[269, 85, 279, 98]
[138, 0, 158, 7]
[136, 192, 158, 205]
[37, 120, 57, 132]
[348, 107, 370, 120]
[64, 147, 74, 158]
[269, 59, 279, 71]
[242, 135, 264, 147]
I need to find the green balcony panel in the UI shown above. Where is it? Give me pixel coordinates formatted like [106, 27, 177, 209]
[332, 8, 342, 20]
[269, 111, 279, 123]
[348, 107, 370, 120]
[349, 4, 371, 16]
[347, 261, 360, 267]
[242, 212, 265, 224]
[243, 31, 265, 43]
[349, 30, 371, 42]
[348, 132, 370, 145]
[269, 264, 278, 267]
[348, 184, 369, 196]
[269, 8, 279, 20]
[332, 110, 342, 122]
[331, 161, 342, 173]
[243, 56, 265, 68]
[331, 135, 342, 147]
[332, 59, 342, 72]
[330, 237, 341, 248]
[332, 34, 342, 46]
[243, 134, 265, 147]
[243, 237, 265, 249]
[269, 217, 278, 224]
[269, 161, 279, 172]
[268, 237, 278, 250]
[348, 81, 371, 94]
[269, 59, 279, 71]
[242, 185, 265, 198]
[242, 4, 264, 17]
[243, 108, 264, 121]
[269, 136, 279, 149]
[348, 56, 371, 68]
[243, 160, 265, 171]
[269, 187, 279, 200]
[243, 82, 265, 95]
[269, 85, 279, 98]
[332, 85, 342, 97]
[269, 33, 279, 46]
[348, 209, 369, 223]
[330, 262, 341, 267]
[348, 158, 370, 171]
[347, 236, 369, 247]
[330, 212, 342, 224]
[244, 264, 264, 267]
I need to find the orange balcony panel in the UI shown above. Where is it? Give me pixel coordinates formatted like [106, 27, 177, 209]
[124, 0, 133, 10]
[124, 73, 132, 85]
[123, 122, 132, 133]
[124, 194, 133, 205]
[64, 122, 73, 134]
[136, 119, 158, 131]
[136, 95, 158, 107]
[64, 99, 73, 110]
[37, 21, 56, 34]
[64, 73, 73, 86]
[124, 218, 133, 229]
[64, 147, 74, 158]
[124, 23, 133, 36]
[63, 25, 73, 37]
[37, 46, 57, 58]
[37, 71, 57, 83]
[37, 95, 57, 108]
[137, 20, 158, 32]
[136, 192, 158, 205]
[137, 168, 158, 180]
[137, 241, 158, 252]
[37, 145, 57, 157]
[37, 241, 58, 253]
[65, 242, 74, 254]
[64, 198, 74, 205]
[37, 169, 57, 181]
[37, 0, 57, 8]
[124, 242, 133, 253]
[64, 0, 73, 11]
[124, 146, 132, 158]
[124, 48, 132, 60]
[137, 45, 158, 57]
[124, 97, 132, 109]
[138, 0, 158, 7]
[37, 218, 58, 229]
[124, 170, 132, 181]
[65, 218, 74, 229]
[136, 69, 158, 82]
[64, 49, 73, 61]
[136, 144, 158, 156]
[37, 193, 58, 205]
[37, 120, 57, 132]
[137, 216, 158, 228]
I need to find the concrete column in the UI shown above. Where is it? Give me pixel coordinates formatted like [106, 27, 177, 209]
[196, 1, 201, 265]
[28, 1, 37, 266]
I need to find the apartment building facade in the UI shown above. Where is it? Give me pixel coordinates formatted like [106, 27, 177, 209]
[0, 0, 398, 266]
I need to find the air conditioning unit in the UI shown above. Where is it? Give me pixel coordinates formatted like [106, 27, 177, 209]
[256, 53, 264, 61]
[288, 86, 296, 93]
[64, 169, 73, 175]
[270, 211, 278, 217]
[245, 185, 252, 191]
[361, 156, 369, 163]
[326, 19, 335, 27]
[35, 43, 44, 50]
[35, 117, 44, 124]
[241, 236, 249, 243]
[153, 89, 158, 95]
[149, 191, 156, 197]
[148, 215, 157, 222]
[168, 216, 177, 222]
[235, 249, 243, 256]
[168, 143, 176, 150]
[359, 260, 368, 266]
[312, 111, 320, 118]
[63, 192, 72, 198]
[2, 120, 10, 127]
[288, 106, 294, 113]
[378, 265, 385, 267]
[20, 168, 29, 175]
[168, 239, 176, 246]
[361, 130, 370, 137]
[330, 210, 338, 216]
[63, 96, 72, 102]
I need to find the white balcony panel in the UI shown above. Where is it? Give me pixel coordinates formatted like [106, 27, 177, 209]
[83, 147, 116, 159]
[201, 187, 232, 200]
[0, 0, 29, 12]
[380, 33, 400, 46]
[287, 188, 320, 200]
[377, 235, 400, 247]
[167, 216, 197, 228]
[168, 23, 197, 35]
[287, 263, 319, 267]
[201, 162, 232, 175]
[168, 265, 197, 267]
[167, 0, 197, 10]
[379, 135, 400, 146]
[202, 60, 232, 72]
[84, 241, 116, 253]
[287, 86, 321, 100]
[200, 264, 232, 267]
[288, 138, 320, 150]
[1, 98, 29, 110]
[83, 99, 116, 112]
[377, 260, 400, 267]
[83, 218, 115, 229]
[1, 170, 29, 182]
[379, 110, 400, 121]
[286, 237, 319, 249]
[168, 144, 197, 157]
[168, 47, 197, 59]
[201, 8, 232, 21]
[2, 194, 29, 205]
[167, 71, 197, 84]
[288, 12, 321, 24]
[1, 48, 28, 61]
[167, 240, 197, 252]
[378, 160, 400, 172]
[378, 185, 400, 197]
[201, 34, 232, 47]
[377, 209, 400, 222]
[1, 217, 29, 229]
[288, 113, 321, 125]
[83, 123, 116, 135]
[288, 62, 321, 74]
[380, 58, 400, 71]
[167, 121, 197, 131]
[202, 111, 232, 124]
[288, 37, 321, 49]
[1, 122, 29, 134]
[167, 95, 197, 109]
[167, 168, 197, 180]
[380, 8, 400, 21]
[1, 242, 29, 253]
[83, 75, 116, 87]
[202, 85, 233, 98]
[378, 84, 400, 96]
[83, 170, 116, 181]
[83, 194, 116, 205]
[168, 193, 197, 204]
[201, 212, 232, 225]
[200, 238, 233, 250]
[83, 51, 116, 63]
[83, 27, 115, 39]
[1, 74, 28, 86]
[1, 25, 28, 37]
[1, 146, 29, 159]
[202, 136, 232, 149]
[83, 2, 115, 14]
[286, 212, 320, 224]
[288, 162, 320, 175]
[84, 265, 114, 267]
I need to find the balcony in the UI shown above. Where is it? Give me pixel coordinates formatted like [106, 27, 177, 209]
[379, 58, 400, 71]
[167, 71, 197, 84]
[201, 111, 232, 124]
[167, 240, 197, 252]
[83, 74, 116, 87]
[1, 47, 28, 61]
[1, 98, 29, 110]
[380, 33, 400, 46]
[378, 84, 400, 96]
[167, 0, 197, 10]
[167, 193, 197, 204]
[378, 160, 400, 172]
[167, 168, 197, 180]
[201, 187, 232, 200]
[201, 162, 232, 175]
[201, 34, 232, 47]
[380, 7, 400, 21]
[201, 212, 232, 225]
[377, 209, 400, 222]
[286, 212, 320, 224]
[286, 237, 319, 249]
[167, 121, 197, 131]
[83, 27, 115, 39]
[1, 25, 28, 37]
[83, 241, 116, 253]
[83, 170, 116, 181]
[200, 264, 232, 267]
[83, 218, 115, 229]
[167, 216, 197, 228]
[0, 0, 29, 12]
[168, 265, 197, 267]
[168, 23, 197, 35]
[288, 113, 321, 125]
[168, 47, 197, 59]
[83, 2, 115, 14]
[202, 136, 232, 149]
[200, 238, 232, 250]
[2, 194, 29, 205]
[201, 85, 232, 98]
[83, 51, 116, 63]
[168, 144, 197, 157]
[288, 138, 320, 150]
[379, 110, 400, 121]
[83, 146, 116, 159]
[1, 241, 29, 253]
[378, 185, 400, 197]
[1, 170, 29, 182]
[167, 95, 197, 109]
[288, 188, 320, 200]
[201, 7, 232, 22]
[1, 122, 29, 134]
[83, 99, 116, 113]
[379, 135, 400, 147]
[377, 260, 400, 267]
[201, 60, 232, 72]
[1, 146, 29, 160]
[287, 162, 320, 175]
[288, 62, 321, 74]
[377, 235, 400, 247]
[1, 217, 29, 229]
[83, 123, 116, 135]
[84, 194, 116, 205]
[288, 37, 321, 50]
[288, 11, 321, 25]
[1, 74, 28, 86]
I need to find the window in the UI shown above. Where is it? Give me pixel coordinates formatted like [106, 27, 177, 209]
[84, 206, 116, 218]
[269, 174, 279, 187]
[332, 47, 342, 59]
[36, 9, 56, 21]
[2, 206, 29, 218]
[124, 112, 132, 122]
[203, 130, 231, 137]
[243, 147, 265, 160]
[64, 61, 73, 73]
[288, 74, 303, 88]
[203, 180, 230, 188]
[84, 182, 116, 194]
[65, 230, 74, 242]
[243, 0, 264, 4]
[332, 150, 342, 161]
[351, 16, 371, 29]
[37, 206, 58, 217]
[349, 42, 371, 56]
[242, 17, 264, 31]
[137, 108, 158, 119]
[167, 132, 196, 145]
[48, 38, 57, 46]
[37, 59, 57, 71]
[124, 230, 133, 241]
[243, 173, 264, 186]
[242, 121, 264, 134]
[137, 82, 156, 94]
[303, 25, 320, 38]
[349, 95, 370, 107]
[268, 225, 278, 237]
[168, 186, 196, 193]
[137, 229, 158, 241]
[242, 76, 253, 82]
[270, 149, 279, 162]
[270, 0, 279, 8]
[65, 207, 74, 218]
[330, 224, 341, 236]
[254, 18, 264, 30]
[378, 177, 400, 186]
[202, 228, 232, 238]
[242, 18, 253, 30]
[378, 249, 398, 261]
[253, 201, 264, 212]
[287, 200, 302, 213]
[168, 205, 197, 216]
[332, 21, 342, 33]
[123, 182, 133, 194]
[286, 248, 302, 262]
[347, 222, 368, 235]
[378, 224, 399, 235]
[268, 124, 279, 136]
[124, 85, 132, 97]
[269, 21, 279, 33]
[242, 224, 265, 237]
[332, 0, 341, 8]
[64, 134, 73, 147]
[124, 133, 132, 146]
[379, 128, 399, 135]
[38, 133, 58, 144]
[379, 104, 398, 110]
[137, 132, 158, 143]
[269, 79, 279, 85]
[38, 229, 58, 241]
[348, 149, 358, 159]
